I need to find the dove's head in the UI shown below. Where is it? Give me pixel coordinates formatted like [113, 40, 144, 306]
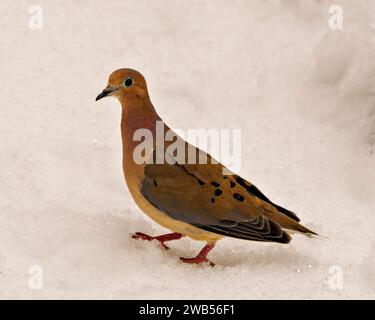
[96, 68, 149, 102]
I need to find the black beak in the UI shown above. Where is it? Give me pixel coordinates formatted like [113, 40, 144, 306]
[95, 87, 117, 101]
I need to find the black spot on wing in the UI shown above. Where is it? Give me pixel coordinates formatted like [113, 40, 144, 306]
[233, 193, 244, 202]
[214, 189, 223, 197]
[211, 181, 220, 187]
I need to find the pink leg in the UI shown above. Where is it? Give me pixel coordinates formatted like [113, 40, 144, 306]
[132, 232, 183, 250]
[180, 244, 215, 267]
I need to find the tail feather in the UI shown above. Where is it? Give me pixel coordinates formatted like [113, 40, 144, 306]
[284, 227, 328, 240]
[292, 222, 318, 236]
[263, 208, 322, 238]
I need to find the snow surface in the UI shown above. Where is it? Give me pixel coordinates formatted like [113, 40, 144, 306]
[0, 0, 374, 299]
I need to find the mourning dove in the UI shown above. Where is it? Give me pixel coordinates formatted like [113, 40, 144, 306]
[96, 68, 317, 266]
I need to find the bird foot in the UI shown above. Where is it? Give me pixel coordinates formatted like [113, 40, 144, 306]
[131, 232, 183, 250]
[179, 244, 215, 267]
[180, 256, 215, 267]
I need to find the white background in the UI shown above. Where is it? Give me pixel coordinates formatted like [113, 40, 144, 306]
[0, 0, 374, 299]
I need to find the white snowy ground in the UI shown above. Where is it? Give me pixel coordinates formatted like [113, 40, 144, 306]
[0, 0, 374, 299]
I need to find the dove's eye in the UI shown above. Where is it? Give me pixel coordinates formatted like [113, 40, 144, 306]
[124, 77, 133, 87]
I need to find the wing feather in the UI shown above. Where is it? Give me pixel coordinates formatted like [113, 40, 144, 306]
[141, 148, 292, 244]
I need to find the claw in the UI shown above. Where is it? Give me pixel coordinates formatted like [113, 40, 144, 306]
[180, 256, 215, 267]
[131, 232, 153, 241]
[160, 242, 170, 250]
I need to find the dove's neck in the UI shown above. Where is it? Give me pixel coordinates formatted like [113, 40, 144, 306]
[120, 96, 161, 141]
[119, 96, 161, 182]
